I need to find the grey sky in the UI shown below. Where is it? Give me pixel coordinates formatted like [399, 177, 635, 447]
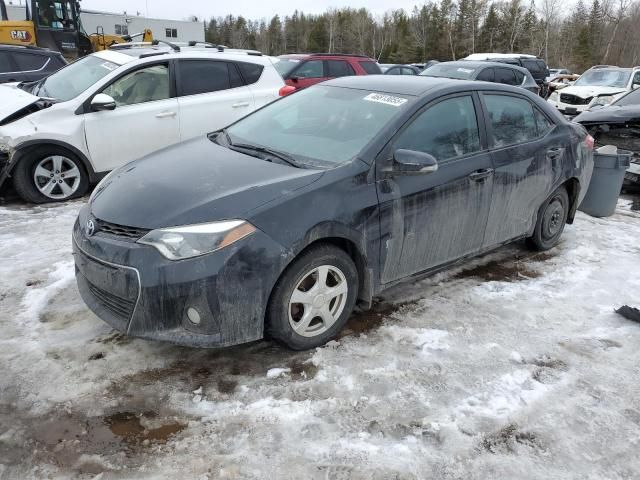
[80, 0, 421, 22]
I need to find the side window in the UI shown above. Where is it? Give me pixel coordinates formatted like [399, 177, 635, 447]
[326, 60, 356, 78]
[484, 95, 539, 147]
[476, 68, 495, 82]
[534, 108, 554, 136]
[0, 52, 15, 73]
[386, 67, 401, 75]
[178, 60, 232, 96]
[402, 67, 416, 75]
[513, 71, 525, 85]
[294, 60, 324, 79]
[394, 96, 481, 161]
[359, 61, 382, 74]
[12, 53, 47, 71]
[237, 62, 264, 85]
[102, 64, 170, 107]
[495, 68, 517, 86]
[633, 71, 640, 86]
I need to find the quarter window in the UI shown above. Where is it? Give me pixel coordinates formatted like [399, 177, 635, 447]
[238, 62, 264, 85]
[102, 64, 170, 107]
[178, 61, 235, 95]
[12, 53, 47, 71]
[476, 68, 495, 82]
[294, 60, 323, 79]
[495, 68, 517, 86]
[395, 96, 481, 161]
[484, 95, 539, 147]
[326, 60, 355, 77]
[359, 61, 382, 74]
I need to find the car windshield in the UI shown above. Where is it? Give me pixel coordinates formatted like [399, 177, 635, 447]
[574, 69, 631, 88]
[420, 63, 477, 80]
[613, 88, 640, 106]
[274, 58, 300, 77]
[224, 85, 412, 167]
[34, 55, 119, 101]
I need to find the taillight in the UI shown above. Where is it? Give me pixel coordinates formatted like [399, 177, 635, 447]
[279, 85, 296, 97]
[584, 134, 595, 151]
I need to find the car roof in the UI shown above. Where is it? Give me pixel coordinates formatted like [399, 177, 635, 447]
[92, 47, 274, 66]
[278, 53, 375, 60]
[323, 75, 525, 96]
[0, 44, 60, 55]
[465, 53, 538, 60]
[433, 60, 532, 75]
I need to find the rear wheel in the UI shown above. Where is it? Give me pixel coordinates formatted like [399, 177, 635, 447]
[266, 245, 359, 350]
[526, 186, 569, 251]
[12, 146, 89, 203]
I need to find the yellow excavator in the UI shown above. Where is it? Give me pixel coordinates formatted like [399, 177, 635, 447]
[0, 0, 152, 58]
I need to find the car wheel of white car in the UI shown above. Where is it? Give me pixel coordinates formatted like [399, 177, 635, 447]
[266, 244, 359, 350]
[12, 146, 89, 204]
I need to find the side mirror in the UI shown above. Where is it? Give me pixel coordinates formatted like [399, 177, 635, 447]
[289, 76, 299, 83]
[392, 149, 438, 175]
[91, 93, 116, 112]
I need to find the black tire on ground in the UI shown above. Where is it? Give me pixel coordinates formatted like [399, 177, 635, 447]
[526, 185, 570, 251]
[12, 146, 89, 204]
[266, 244, 359, 350]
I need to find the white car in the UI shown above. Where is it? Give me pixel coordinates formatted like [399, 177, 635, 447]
[0, 45, 285, 203]
[547, 66, 640, 116]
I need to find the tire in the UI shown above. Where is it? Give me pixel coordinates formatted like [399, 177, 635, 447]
[266, 244, 359, 350]
[12, 146, 89, 204]
[526, 185, 569, 251]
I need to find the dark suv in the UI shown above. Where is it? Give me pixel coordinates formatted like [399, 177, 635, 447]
[493, 57, 549, 95]
[274, 53, 381, 91]
[0, 45, 66, 84]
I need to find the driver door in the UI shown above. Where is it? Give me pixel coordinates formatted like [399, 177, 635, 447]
[83, 62, 180, 173]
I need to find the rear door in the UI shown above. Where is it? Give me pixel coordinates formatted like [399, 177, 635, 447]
[494, 67, 518, 86]
[287, 59, 327, 89]
[326, 59, 356, 79]
[176, 59, 255, 141]
[83, 62, 180, 172]
[479, 92, 563, 247]
[376, 93, 494, 283]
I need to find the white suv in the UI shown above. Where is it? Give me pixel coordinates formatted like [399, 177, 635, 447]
[0, 45, 285, 203]
[547, 66, 640, 116]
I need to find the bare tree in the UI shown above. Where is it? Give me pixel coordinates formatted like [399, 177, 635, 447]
[540, 0, 561, 59]
[603, 0, 632, 62]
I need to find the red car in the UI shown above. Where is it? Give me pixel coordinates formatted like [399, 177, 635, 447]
[274, 53, 381, 91]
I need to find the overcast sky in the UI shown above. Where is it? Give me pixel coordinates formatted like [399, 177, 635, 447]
[80, 0, 420, 22]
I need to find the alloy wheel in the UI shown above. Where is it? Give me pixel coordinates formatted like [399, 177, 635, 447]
[33, 155, 82, 200]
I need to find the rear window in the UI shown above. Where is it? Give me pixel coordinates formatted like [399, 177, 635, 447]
[420, 63, 478, 80]
[238, 62, 263, 85]
[359, 61, 382, 74]
[327, 60, 355, 77]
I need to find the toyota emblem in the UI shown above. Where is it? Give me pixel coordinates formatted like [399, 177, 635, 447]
[86, 219, 95, 237]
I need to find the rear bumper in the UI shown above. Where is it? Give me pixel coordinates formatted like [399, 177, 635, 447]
[73, 205, 289, 348]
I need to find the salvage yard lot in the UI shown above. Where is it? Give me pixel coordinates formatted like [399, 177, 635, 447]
[1, 198, 639, 479]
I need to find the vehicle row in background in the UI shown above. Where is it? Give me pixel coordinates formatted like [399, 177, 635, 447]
[420, 61, 540, 95]
[0, 45, 286, 203]
[464, 53, 549, 96]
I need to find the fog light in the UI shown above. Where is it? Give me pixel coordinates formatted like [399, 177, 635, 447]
[186, 307, 201, 325]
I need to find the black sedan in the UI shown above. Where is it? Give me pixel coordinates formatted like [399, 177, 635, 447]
[73, 76, 594, 350]
[421, 61, 540, 95]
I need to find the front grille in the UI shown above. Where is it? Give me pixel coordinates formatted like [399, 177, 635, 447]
[95, 219, 149, 240]
[560, 93, 591, 105]
[86, 280, 136, 320]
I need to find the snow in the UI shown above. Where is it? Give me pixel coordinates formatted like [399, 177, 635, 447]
[1, 198, 640, 479]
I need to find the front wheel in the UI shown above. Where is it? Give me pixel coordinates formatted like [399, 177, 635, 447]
[526, 186, 569, 251]
[266, 245, 359, 350]
[12, 146, 89, 204]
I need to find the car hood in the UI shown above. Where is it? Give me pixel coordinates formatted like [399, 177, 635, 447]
[0, 83, 40, 123]
[90, 136, 325, 230]
[559, 85, 626, 99]
[574, 104, 640, 124]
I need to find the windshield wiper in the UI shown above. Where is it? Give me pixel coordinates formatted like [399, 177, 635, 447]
[229, 142, 305, 169]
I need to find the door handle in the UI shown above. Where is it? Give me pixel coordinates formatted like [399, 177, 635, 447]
[468, 168, 494, 181]
[546, 147, 564, 161]
[232, 102, 250, 108]
[155, 111, 177, 118]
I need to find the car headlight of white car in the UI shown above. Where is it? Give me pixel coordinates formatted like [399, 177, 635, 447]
[548, 92, 559, 102]
[138, 220, 256, 260]
[590, 95, 615, 107]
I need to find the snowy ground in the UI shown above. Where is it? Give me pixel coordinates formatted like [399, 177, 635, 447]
[1, 197, 639, 480]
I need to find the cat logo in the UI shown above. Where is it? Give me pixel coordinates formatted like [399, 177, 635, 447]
[10, 30, 32, 42]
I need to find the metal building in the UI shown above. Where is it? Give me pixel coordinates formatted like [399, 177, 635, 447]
[5, 2, 205, 43]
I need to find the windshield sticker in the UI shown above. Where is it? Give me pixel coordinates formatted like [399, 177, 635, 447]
[363, 93, 408, 107]
[100, 62, 117, 71]
[457, 68, 474, 73]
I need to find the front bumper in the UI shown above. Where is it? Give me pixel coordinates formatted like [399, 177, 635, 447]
[547, 99, 590, 116]
[73, 206, 289, 348]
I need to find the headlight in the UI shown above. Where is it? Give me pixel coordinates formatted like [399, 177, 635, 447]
[138, 220, 256, 260]
[548, 92, 559, 101]
[590, 95, 614, 107]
